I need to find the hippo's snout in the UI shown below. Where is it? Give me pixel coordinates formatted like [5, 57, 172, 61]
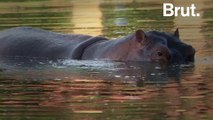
[185, 45, 196, 62]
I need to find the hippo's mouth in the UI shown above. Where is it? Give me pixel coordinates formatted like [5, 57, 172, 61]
[151, 58, 169, 63]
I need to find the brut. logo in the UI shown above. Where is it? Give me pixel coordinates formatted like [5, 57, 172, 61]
[163, 3, 200, 17]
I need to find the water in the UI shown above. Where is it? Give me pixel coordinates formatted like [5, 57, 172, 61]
[0, 0, 212, 120]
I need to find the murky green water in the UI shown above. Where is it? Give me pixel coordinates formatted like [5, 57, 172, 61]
[0, 0, 212, 120]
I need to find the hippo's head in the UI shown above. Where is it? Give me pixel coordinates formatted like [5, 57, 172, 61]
[126, 29, 195, 64]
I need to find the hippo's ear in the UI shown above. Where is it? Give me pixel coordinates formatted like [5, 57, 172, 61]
[174, 28, 179, 38]
[135, 29, 146, 43]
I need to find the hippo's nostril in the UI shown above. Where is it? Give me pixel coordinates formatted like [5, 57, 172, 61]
[167, 55, 171, 60]
[157, 51, 163, 56]
[186, 56, 194, 62]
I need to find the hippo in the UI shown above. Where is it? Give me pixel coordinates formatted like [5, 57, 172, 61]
[0, 27, 195, 64]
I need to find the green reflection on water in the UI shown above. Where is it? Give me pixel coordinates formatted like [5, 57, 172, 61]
[0, 0, 73, 31]
[101, 1, 174, 38]
[0, 0, 49, 2]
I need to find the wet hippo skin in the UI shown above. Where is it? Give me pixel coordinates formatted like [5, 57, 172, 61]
[0, 27, 195, 64]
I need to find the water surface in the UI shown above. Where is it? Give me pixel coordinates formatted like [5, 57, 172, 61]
[0, 0, 212, 120]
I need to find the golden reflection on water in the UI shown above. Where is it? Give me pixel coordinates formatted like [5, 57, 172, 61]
[1, 73, 212, 119]
[72, 0, 103, 36]
[173, 0, 205, 56]
[172, 0, 212, 80]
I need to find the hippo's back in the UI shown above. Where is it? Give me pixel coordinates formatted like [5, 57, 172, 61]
[0, 27, 102, 60]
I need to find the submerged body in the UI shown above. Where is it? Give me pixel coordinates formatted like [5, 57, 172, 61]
[0, 27, 195, 64]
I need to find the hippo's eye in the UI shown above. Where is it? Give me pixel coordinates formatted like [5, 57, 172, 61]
[157, 51, 163, 56]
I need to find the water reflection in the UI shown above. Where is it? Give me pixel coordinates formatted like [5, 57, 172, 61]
[0, 58, 197, 120]
[0, 0, 73, 31]
[0, 0, 212, 119]
[173, 0, 205, 55]
[1, 64, 211, 120]
[71, 0, 103, 36]
[0, 57, 189, 84]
